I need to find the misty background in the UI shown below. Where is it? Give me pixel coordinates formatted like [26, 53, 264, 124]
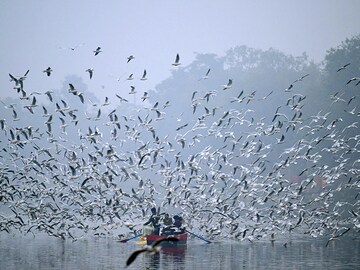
[0, 0, 359, 242]
[1, 0, 360, 102]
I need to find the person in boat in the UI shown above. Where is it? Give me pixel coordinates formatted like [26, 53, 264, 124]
[144, 207, 161, 235]
[172, 215, 185, 234]
[163, 213, 173, 227]
[161, 213, 174, 235]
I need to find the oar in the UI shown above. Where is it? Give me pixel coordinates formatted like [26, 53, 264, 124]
[119, 234, 142, 243]
[186, 230, 211, 244]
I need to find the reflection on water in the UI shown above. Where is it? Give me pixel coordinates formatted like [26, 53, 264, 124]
[136, 245, 187, 270]
[0, 234, 359, 269]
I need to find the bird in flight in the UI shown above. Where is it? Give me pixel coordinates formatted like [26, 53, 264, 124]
[93, 47, 102, 56]
[337, 63, 350, 72]
[129, 86, 136, 94]
[346, 77, 360, 85]
[116, 94, 128, 102]
[86, 68, 94, 79]
[126, 237, 179, 267]
[203, 68, 211, 79]
[293, 74, 310, 83]
[140, 69, 147, 80]
[172, 53, 181, 66]
[59, 43, 85, 51]
[43, 67, 53, 77]
[223, 79, 232, 90]
[9, 70, 29, 92]
[277, 134, 285, 144]
[126, 73, 134, 80]
[127, 55, 135, 63]
[285, 84, 293, 92]
[198, 68, 211, 81]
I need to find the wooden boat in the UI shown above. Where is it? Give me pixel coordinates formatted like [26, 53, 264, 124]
[146, 233, 188, 246]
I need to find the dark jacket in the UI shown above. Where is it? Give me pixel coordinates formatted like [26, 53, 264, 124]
[144, 214, 160, 228]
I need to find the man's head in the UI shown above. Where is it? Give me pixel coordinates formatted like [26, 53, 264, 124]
[151, 207, 157, 214]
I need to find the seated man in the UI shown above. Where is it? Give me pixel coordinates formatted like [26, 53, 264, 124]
[161, 214, 173, 236]
[163, 213, 173, 227]
[172, 215, 185, 234]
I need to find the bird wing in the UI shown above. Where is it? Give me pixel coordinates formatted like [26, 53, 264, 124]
[69, 165, 76, 176]
[12, 109, 17, 118]
[78, 93, 84, 103]
[9, 73, 17, 81]
[152, 236, 179, 247]
[32, 96, 37, 106]
[126, 249, 146, 266]
[205, 68, 211, 76]
[346, 78, 355, 84]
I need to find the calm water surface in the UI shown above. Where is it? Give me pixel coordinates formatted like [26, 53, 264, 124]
[0, 234, 359, 270]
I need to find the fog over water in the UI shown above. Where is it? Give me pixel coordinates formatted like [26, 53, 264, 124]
[0, 1, 360, 269]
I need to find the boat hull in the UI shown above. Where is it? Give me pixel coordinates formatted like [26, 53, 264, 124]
[146, 233, 187, 246]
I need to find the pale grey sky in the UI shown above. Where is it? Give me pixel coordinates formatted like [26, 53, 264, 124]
[1, 0, 359, 101]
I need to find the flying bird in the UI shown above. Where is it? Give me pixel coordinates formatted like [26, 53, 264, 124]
[223, 79, 232, 90]
[172, 53, 181, 66]
[127, 55, 135, 63]
[140, 69, 147, 80]
[86, 68, 94, 79]
[77, 92, 85, 104]
[346, 77, 360, 85]
[203, 68, 211, 80]
[68, 83, 77, 94]
[43, 67, 53, 76]
[59, 43, 85, 51]
[9, 70, 29, 91]
[141, 92, 149, 102]
[93, 47, 102, 56]
[293, 74, 310, 83]
[337, 63, 350, 72]
[126, 237, 179, 267]
[285, 84, 293, 92]
[129, 86, 136, 94]
[116, 94, 128, 102]
[277, 134, 285, 144]
[44, 90, 53, 102]
[126, 73, 134, 80]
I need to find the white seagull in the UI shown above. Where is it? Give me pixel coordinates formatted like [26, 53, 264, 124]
[202, 68, 211, 80]
[172, 53, 181, 66]
[223, 79, 233, 90]
[93, 47, 102, 56]
[127, 55, 135, 63]
[43, 67, 53, 76]
[86, 68, 94, 79]
[140, 69, 147, 80]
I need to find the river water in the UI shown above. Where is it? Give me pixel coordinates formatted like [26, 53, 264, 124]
[0, 234, 359, 270]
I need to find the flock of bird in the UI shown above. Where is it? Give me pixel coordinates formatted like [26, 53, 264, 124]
[0, 46, 359, 249]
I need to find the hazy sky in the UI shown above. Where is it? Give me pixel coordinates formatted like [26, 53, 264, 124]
[1, 0, 359, 101]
